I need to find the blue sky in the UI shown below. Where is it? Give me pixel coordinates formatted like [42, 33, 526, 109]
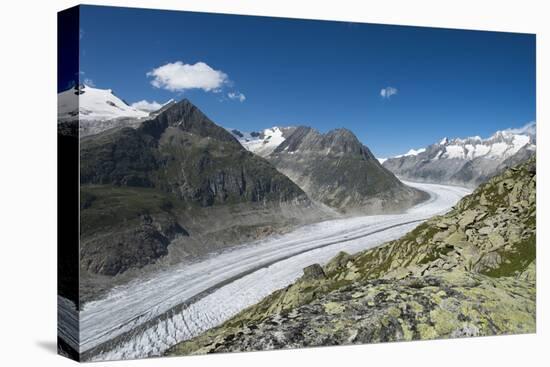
[74, 5, 535, 157]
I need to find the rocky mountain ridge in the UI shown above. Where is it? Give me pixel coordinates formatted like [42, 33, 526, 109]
[267, 126, 428, 214]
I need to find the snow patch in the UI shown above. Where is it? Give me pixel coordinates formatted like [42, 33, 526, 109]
[58, 85, 149, 121]
[395, 147, 426, 158]
[397, 123, 536, 162]
[228, 126, 292, 157]
[443, 145, 466, 159]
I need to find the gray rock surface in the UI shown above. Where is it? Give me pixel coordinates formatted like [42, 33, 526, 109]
[267, 126, 428, 214]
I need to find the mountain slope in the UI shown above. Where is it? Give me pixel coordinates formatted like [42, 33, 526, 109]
[168, 156, 536, 355]
[383, 124, 536, 187]
[81, 100, 308, 205]
[78, 99, 326, 302]
[267, 126, 428, 214]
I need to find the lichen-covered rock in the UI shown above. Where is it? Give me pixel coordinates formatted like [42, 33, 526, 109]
[167, 157, 536, 356]
[167, 270, 535, 355]
[301, 264, 326, 281]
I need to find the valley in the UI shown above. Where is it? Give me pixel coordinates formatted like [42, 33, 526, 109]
[59, 180, 469, 360]
[57, 85, 535, 361]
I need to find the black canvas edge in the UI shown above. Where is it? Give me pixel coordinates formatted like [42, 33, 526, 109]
[57, 4, 81, 362]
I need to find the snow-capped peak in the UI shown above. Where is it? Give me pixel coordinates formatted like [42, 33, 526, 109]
[227, 126, 296, 157]
[438, 125, 535, 160]
[394, 147, 426, 158]
[387, 122, 536, 163]
[501, 121, 536, 137]
[58, 84, 149, 121]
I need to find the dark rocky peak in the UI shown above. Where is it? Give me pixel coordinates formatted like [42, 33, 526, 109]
[148, 99, 177, 117]
[273, 126, 373, 159]
[323, 128, 369, 156]
[139, 98, 239, 144]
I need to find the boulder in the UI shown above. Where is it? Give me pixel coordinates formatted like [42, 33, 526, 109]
[458, 210, 477, 228]
[302, 264, 326, 281]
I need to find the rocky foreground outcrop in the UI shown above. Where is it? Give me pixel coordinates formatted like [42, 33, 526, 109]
[167, 157, 536, 355]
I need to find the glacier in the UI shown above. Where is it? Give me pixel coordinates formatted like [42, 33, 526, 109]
[58, 181, 470, 361]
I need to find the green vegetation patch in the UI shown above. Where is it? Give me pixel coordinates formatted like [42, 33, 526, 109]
[80, 184, 185, 236]
[482, 233, 536, 278]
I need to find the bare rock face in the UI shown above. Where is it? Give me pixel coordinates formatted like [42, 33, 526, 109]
[267, 126, 428, 214]
[167, 157, 536, 356]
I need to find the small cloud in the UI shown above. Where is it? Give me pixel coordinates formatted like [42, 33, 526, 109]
[79, 28, 84, 40]
[131, 100, 167, 112]
[227, 91, 246, 102]
[380, 86, 398, 99]
[502, 121, 536, 136]
[83, 78, 95, 87]
[147, 61, 228, 92]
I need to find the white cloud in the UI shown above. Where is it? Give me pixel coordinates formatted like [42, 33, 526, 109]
[502, 121, 536, 136]
[380, 86, 398, 99]
[147, 61, 228, 92]
[228, 91, 246, 102]
[130, 100, 166, 112]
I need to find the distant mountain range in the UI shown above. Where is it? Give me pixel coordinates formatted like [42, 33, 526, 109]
[228, 126, 426, 214]
[58, 85, 423, 216]
[61, 87, 423, 301]
[381, 123, 536, 187]
[59, 85, 535, 300]
[58, 85, 536, 192]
